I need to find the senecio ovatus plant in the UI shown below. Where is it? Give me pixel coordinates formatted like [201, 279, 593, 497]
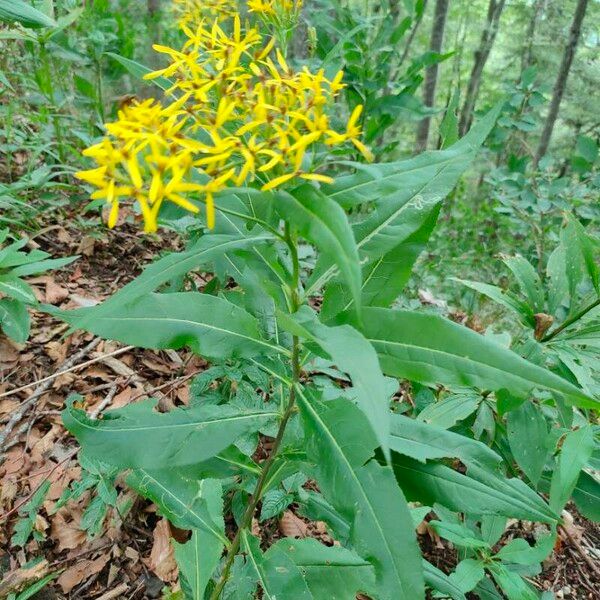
[60, 2, 598, 600]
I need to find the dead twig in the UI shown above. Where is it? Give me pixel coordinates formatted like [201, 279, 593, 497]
[559, 524, 600, 580]
[90, 384, 119, 420]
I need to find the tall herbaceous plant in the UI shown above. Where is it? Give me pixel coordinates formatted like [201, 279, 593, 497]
[59, 1, 597, 599]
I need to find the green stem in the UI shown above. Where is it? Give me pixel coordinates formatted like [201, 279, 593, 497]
[541, 297, 600, 343]
[209, 228, 302, 600]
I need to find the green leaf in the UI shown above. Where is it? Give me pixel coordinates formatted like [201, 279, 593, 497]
[572, 471, 600, 522]
[389, 413, 502, 470]
[502, 255, 545, 314]
[507, 402, 549, 487]
[173, 480, 224, 599]
[448, 559, 485, 593]
[416, 391, 480, 429]
[55, 233, 273, 328]
[561, 215, 600, 299]
[0, 0, 56, 28]
[297, 391, 424, 599]
[310, 104, 502, 307]
[63, 398, 277, 469]
[424, 561, 467, 600]
[281, 307, 390, 460]
[56, 292, 283, 359]
[439, 89, 460, 149]
[429, 521, 489, 549]
[549, 425, 594, 513]
[105, 52, 172, 91]
[0, 274, 36, 303]
[392, 454, 558, 524]
[358, 307, 595, 408]
[260, 489, 294, 521]
[128, 470, 228, 544]
[0, 298, 30, 343]
[495, 533, 555, 565]
[10, 255, 78, 278]
[452, 278, 534, 327]
[277, 185, 362, 314]
[264, 538, 376, 599]
[15, 572, 59, 600]
[488, 563, 538, 600]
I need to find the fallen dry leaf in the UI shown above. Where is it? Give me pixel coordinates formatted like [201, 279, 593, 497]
[57, 554, 110, 593]
[144, 518, 178, 583]
[279, 511, 308, 539]
[0, 559, 49, 597]
[51, 508, 87, 552]
[45, 279, 69, 304]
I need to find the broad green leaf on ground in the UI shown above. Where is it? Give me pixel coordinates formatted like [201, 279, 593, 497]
[572, 471, 600, 521]
[280, 307, 390, 459]
[448, 559, 485, 594]
[56, 292, 284, 359]
[429, 521, 490, 549]
[0, 0, 56, 28]
[127, 471, 227, 544]
[0, 298, 30, 343]
[389, 413, 501, 470]
[416, 391, 480, 429]
[358, 308, 595, 408]
[452, 279, 535, 327]
[0, 274, 36, 303]
[507, 402, 549, 486]
[63, 398, 277, 468]
[53, 233, 273, 329]
[549, 425, 594, 513]
[277, 185, 362, 314]
[10, 256, 78, 278]
[424, 561, 467, 600]
[487, 563, 538, 600]
[172, 480, 224, 599]
[392, 454, 558, 524]
[297, 391, 424, 600]
[309, 104, 503, 302]
[495, 533, 555, 565]
[503, 255, 546, 314]
[264, 538, 376, 599]
[105, 52, 172, 91]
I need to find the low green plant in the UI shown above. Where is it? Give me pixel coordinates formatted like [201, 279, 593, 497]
[0, 228, 76, 342]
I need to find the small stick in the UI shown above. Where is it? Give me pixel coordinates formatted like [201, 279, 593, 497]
[96, 582, 130, 600]
[0, 339, 103, 450]
[90, 384, 119, 419]
[0, 341, 133, 400]
[559, 524, 600, 579]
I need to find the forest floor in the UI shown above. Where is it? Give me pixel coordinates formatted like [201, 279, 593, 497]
[1, 211, 599, 600]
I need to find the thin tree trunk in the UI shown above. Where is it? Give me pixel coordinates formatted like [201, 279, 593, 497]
[459, 0, 506, 136]
[415, 0, 450, 152]
[535, 0, 589, 165]
[521, 0, 545, 72]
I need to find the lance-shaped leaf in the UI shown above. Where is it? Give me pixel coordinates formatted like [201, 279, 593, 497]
[172, 480, 225, 599]
[392, 454, 558, 524]
[297, 391, 424, 599]
[389, 413, 501, 470]
[310, 104, 503, 301]
[63, 398, 277, 468]
[359, 307, 595, 408]
[105, 52, 172, 91]
[280, 307, 390, 460]
[56, 292, 285, 359]
[0, 0, 57, 28]
[277, 185, 362, 314]
[54, 233, 273, 330]
[127, 470, 228, 544]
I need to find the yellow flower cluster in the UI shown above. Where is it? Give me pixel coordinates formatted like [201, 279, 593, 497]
[76, 9, 372, 233]
[247, 0, 303, 17]
[173, 0, 237, 28]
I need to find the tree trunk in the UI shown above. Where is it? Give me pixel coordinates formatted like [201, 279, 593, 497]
[415, 0, 450, 152]
[535, 0, 589, 165]
[521, 0, 545, 72]
[459, 0, 507, 136]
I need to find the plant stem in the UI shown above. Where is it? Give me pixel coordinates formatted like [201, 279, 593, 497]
[541, 297, 600, 343]
[209, 228, 301, 600]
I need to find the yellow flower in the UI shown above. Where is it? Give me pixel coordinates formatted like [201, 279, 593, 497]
[78, 6, 373, 233]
